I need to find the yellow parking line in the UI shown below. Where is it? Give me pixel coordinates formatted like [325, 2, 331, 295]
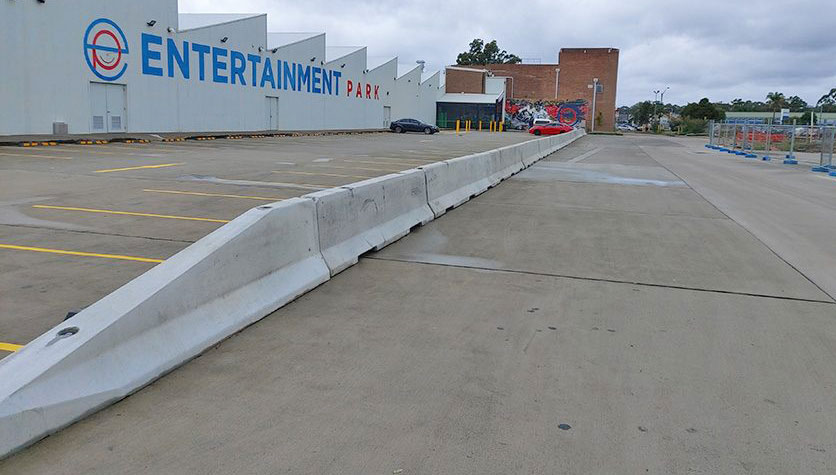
[59, 145, 151, 156]
[312, 164, 404, 173]
[94, 163, 183, 173]
[0, 244, 164, 263]
[0, 151, 72, 160]
[0, 342, 24, 353]
[272, 170, 374, 179]
[143, 189, 286, 201]
[33, 205, 229, 223]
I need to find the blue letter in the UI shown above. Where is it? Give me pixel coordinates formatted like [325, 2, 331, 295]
[247, 54, 261, 87]
[230, 50, 246, 85]
[166, 39, 190, 79]
[332, 71, 342, 96]
[212, 47, 228, 83]
[297, 64, 311, 92]
[283, 61, 296, 91]
[141, 33, 163, 77]
[322, 69, 332, 95]
[191, 43, 210, 81]
[312, 67, 322, 94]
[260, 58, 275, 88]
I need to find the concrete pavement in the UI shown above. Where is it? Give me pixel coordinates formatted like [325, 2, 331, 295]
[2, 133, 835, 473]
[0, 131, 530, 352]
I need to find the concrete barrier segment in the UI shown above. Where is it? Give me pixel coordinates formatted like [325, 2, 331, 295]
[0, 198, 329, 458]
[423, 154, 494, 218]
[307, 169, 433, 276]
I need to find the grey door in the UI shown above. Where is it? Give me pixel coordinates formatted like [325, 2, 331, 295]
[266, 96, 279, 130]
[90, 83, 126, 133]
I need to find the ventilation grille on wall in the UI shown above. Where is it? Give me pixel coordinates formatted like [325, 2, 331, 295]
[111, 116, 122, 130]
[93, 116, 104, 130]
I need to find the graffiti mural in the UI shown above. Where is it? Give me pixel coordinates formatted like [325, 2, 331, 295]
[505, 99, 588, 129]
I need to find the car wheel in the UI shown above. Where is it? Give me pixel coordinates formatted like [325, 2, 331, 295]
[533, 130, 541, 136]
[424, 127, 432, 135]
[394, 126, 403, 133]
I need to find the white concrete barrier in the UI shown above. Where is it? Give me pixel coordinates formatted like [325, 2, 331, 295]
[0, 131, 587, 459]
[423, 153, 494, 217]
[0, 198, 330, 458]
[490, 146, 524, 184]
[308, 168, 433, 275]
[521, 138, 546, 167]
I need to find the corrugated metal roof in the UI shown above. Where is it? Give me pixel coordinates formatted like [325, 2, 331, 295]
[325, 46, 365, 63]
[267, 32, 323, 49]
[178, 13, 262, 31]
[367, 56, 397, 71]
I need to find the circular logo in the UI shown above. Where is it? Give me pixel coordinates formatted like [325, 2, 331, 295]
[558, 106, 578, 125]
[83, 18, 129, 81]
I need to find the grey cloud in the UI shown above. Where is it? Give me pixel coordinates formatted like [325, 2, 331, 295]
[179, 0, 836, 106]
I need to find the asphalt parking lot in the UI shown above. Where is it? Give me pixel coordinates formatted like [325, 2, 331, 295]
[0, 131, 532, 356]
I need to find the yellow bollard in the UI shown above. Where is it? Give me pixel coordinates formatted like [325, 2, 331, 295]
[456, 119, 460, 136]
[465, 120, 470, 133]
[479, 121, 482, 132]
[489, 121, 493, 132]
[499, 122, 504, 132]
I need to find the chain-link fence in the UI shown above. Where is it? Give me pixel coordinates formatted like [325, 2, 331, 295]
[708, 121, 836, 170]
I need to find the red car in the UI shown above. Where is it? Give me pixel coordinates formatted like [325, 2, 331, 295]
[529, 123, 573, 136]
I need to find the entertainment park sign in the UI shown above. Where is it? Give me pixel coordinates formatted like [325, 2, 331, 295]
[83, 18, 381, 100]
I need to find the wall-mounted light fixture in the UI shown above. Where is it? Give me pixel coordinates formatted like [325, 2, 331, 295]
[340, 63, 346, 68]
[310, 57, 316, 62]
[147, 20, 157, 27]
[220, 36, 228, 43]
[258, 46, 264, 53]
[271, 48, 279, 54]
[167, 27, 175, 33]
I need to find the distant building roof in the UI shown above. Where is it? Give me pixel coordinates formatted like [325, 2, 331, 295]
[438, 92, 503, 104]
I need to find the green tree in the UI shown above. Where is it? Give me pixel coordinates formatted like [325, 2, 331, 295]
[629, 101, 654, 126]
[456, 39, 521, 65]
[680, 98, 725, 121]
[785, 95, 807, 111]
[766, 91, 786, 113]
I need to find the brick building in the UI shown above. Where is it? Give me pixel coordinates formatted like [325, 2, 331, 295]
[444, 48, 619, 131]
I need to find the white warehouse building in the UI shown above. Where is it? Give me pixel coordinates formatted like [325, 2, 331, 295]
[0, 0, 445, 136]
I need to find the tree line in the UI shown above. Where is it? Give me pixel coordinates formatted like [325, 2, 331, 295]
[626, 89, 836, 131]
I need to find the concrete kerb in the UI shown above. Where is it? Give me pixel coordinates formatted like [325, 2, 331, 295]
[0, 198, 330, 458]
[306, 168, 434, 276]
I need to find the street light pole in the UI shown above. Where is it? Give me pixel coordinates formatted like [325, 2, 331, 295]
[653, 90, 660, 131]
[659, 86, 670, 129]
[591, 77, 599, 132]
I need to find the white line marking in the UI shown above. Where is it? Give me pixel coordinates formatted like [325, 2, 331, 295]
[567, 148, 602, 164]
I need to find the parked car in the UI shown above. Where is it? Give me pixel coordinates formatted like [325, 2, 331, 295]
[390, 118, 439, 134]
[529, 122, 573, 136]
[617, 123, 636, 132]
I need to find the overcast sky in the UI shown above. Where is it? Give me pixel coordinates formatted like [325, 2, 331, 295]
[180, 0, 836, 107]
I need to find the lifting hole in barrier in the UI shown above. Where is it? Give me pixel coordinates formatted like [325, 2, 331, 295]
[57, 326, 79, 338]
